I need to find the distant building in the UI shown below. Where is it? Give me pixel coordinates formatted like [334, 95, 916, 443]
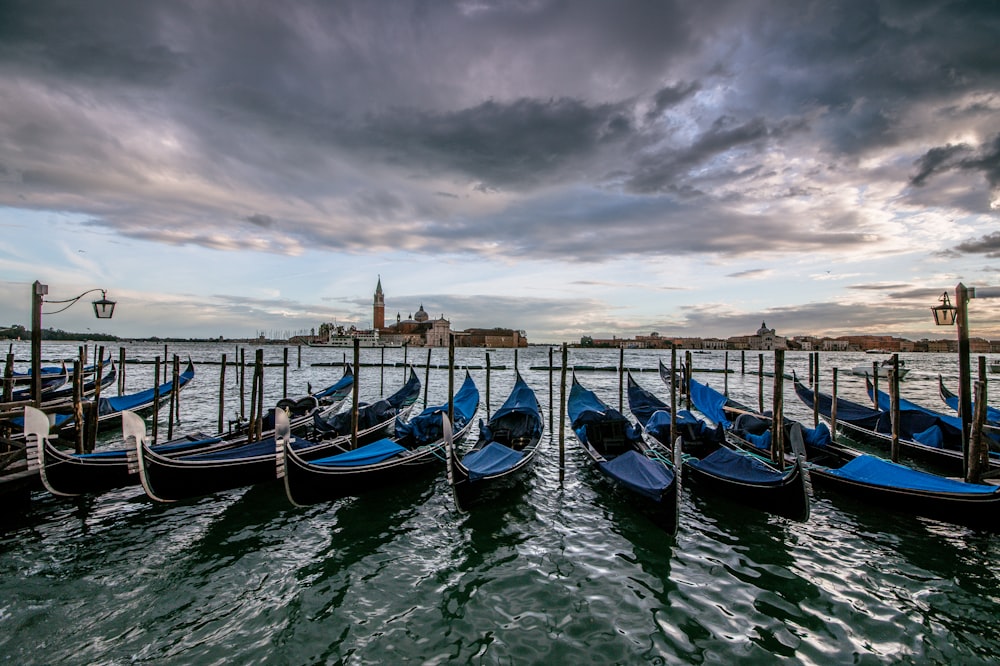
[373, 280, 527, 347]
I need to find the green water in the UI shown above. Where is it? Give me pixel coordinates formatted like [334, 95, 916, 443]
[2, 344, 999, 664]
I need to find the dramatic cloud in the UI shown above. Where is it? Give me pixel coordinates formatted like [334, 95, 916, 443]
[0, 0, 998, 340]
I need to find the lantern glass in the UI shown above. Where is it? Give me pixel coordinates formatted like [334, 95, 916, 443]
[930, 292, 956, 326]
[92, 297, 116, 319]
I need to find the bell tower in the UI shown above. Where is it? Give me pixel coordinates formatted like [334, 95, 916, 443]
[373, 276, 385, 330]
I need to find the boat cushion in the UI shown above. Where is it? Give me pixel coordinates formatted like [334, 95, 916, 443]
[912, 425, 944, 448]
[599, 450, 673, 502]
[826, 455, 999, 494]
[687, 446, 787, 485]
[310, 438, 407, 467]
[462, 441, 524, 480]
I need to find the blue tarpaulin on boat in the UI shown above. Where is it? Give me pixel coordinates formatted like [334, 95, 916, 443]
[644, 409, 720, 444]
[913, 425, 944, 448]
[395, 374, 479, 442]
[687, 446, 787, 484]
[182, 436, 278, 460]
[826, 455, 1000, 494]
[311, 368, 353, 399]
[462, 441, 524, 480]
[310, 438, 407, 467]
[98, 363, 195, 416]
[688, 379, 733, 429]
[598, 450, 674, 502]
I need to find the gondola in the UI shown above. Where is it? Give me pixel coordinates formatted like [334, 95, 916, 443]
[282, 371, 480, 506]
[4, 363, 118, 434]
[938, 375, 1000, 428]
[135, 368, 420, 502]
[568, 376, 679, 533]
[632, 374, 810, 521]
[8, 364, 69, 401]
[56, 359, 197, 436]
[24, 366, 354, 497]
[792, 377, 995, 474]
[447, 372, 543, 509]
[790, 421, 1000, 531]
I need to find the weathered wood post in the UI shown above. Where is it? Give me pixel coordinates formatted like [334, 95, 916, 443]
[118, 346, 126, 395]
[168, 354, 178, 440]
[758, 353, 764, 414]
[403, 343, 408, 382]
[247, 354, 258, 444]
[724, 350, 729, 396]
[73, 353, 84, 454]
[812, 352, 819, 428]
[559, 343, 568, 480]
[86, 344, 105, 453]
[889, 355, 901, 462]
[380, 347, 385, 396]
[741, 350, 745, 375]
[548, 346, 554, 433]
[423, 348, 432, 408]
[240, 347, 246, 422]
[283, 347, 289, 399]
[255, 348, 265, 442]
[831, 367, 838, 444]
[448, 335, 455, 427]
[685, 350, 693, 410]
[670, 347, 677, 447]
[2, 351, 13, 404]
[485, 353, 492, 421]
[351, 339, 360, 449]
[871, 362, 879, 410]
[968, 379, 989, 484]
[297, 345, 301, 369]
[218, 353, 227, 433]
[771, 350, 785, 467]
[618, 346, 625, 413]
[152, 356, 161, 445]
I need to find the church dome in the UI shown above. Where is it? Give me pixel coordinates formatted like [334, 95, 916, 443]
[414, 304, 429, 323]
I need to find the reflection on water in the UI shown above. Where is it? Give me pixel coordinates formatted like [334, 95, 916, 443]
[2, 344, 1000, 663]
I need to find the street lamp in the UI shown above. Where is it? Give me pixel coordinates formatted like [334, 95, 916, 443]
[931, 283, 999, 481]
[30, 280, 117, 405]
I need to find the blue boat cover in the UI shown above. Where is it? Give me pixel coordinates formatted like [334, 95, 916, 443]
[310, 438, 407, 467]
[869, 383, 964, 433]
[826, 455, 1000, 495]
[795, 380, 963, 449]
[644, 409, 720, 444]
[462, 441, 524, 480]
[688, 379, 733, 429]
[492, 375, 541, 423]
[182, 436, 278, 460]
[311, 368, 354, 399]
[98, 363, 195, 416]
[395, 374, 479, 442]
[687, 446, 787, 485]
[598, 450, 674, 502]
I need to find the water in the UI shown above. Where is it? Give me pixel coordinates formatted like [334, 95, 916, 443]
[2, 343, 1000, 664]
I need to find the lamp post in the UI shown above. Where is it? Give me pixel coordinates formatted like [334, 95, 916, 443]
[930, 284, 999, 481]
[30, 280, 116, 405]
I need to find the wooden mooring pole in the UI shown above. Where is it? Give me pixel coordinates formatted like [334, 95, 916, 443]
[152, 356, 161, 445]
[559, 343, 568, 480]
[831, 367, 838, 444]
[772, 350, 785, 467]
[351, 340, 360, 449]
[218, 353, 226, 433]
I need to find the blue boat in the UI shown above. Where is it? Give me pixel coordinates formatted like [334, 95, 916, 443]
[568, 376, 678, 533]
[634, 374, 810, 522]
[447, 372, 543, 509]
[282, 371, 480, 505]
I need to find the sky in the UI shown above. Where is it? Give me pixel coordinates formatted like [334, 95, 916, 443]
[1, 0, 999, 344]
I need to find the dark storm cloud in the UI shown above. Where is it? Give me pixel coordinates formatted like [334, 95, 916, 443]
[0, 0, 998, 265]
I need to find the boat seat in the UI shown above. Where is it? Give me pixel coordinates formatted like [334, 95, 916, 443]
[593, 420, 627, 455]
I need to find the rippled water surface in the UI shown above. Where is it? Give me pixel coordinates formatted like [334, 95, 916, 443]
[2, 343, 1000, 664]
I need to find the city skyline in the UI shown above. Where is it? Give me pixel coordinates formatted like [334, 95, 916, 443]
[1, 2, 998, 344]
